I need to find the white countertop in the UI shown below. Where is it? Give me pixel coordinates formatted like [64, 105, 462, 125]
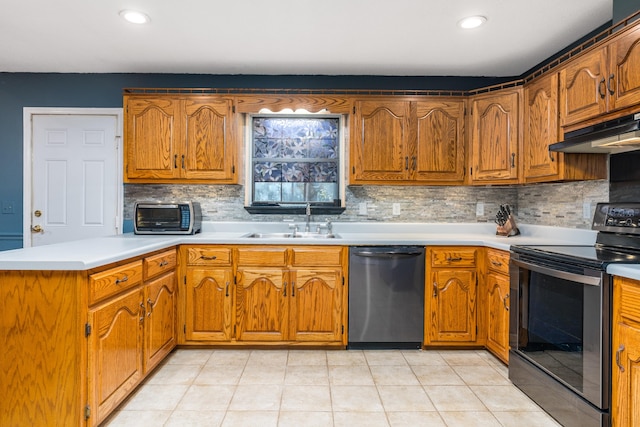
[0, 221, 602, 271]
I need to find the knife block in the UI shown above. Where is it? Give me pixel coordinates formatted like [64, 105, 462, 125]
[496, 214, 520, 237]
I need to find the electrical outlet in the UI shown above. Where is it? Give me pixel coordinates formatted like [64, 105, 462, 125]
[392, 203, 401, 216]
[583, 202, 591, 219]
[358, 202, 368, 215]
[476, 202, 484, 217]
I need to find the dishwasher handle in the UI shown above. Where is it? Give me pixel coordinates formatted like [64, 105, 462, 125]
[353, 250, 423, 258]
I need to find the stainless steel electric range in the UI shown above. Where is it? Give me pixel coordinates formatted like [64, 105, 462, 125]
[509, 202, 640, 427]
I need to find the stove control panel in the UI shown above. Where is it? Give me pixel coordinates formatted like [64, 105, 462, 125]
[593, 203, 640, 233]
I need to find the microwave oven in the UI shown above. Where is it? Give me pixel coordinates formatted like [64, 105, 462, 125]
[134, 201, 202, 235]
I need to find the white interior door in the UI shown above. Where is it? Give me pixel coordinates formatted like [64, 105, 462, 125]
[25, 110, 122, 246]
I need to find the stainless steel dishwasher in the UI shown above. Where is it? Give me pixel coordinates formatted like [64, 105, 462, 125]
[348, 246, 425, 349]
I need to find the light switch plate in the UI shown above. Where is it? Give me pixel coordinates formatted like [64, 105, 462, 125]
[583, 202, 591, 219]
[392, 203, 401, 216]
[358, 202, 368, 215]
[476, 202, 484, 217]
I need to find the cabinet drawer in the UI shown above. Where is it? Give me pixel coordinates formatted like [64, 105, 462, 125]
[236, 247, 287, 266]
[486, 249, 510, 275]
[186, 247, 232, 266]
[144, 249, 177, 279]
[430, 247, 477, 267]
[89, 260, 143, 304]
[291, 247, 343, 266]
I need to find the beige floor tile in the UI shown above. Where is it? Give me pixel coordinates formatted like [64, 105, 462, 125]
[331, 385, 384, 412]
[278, 411, 334, 427]
[246, 350, 289, 367]
[452, 365, 511, 386]
[285, 365, 329, 385]
[492, 411, 562, 427]
[438, 350, 490, 366]
[281, 385, 332, 411]
[401, 350, 448, 366]
[166, 349, 214, 365]
[205, 350, 251, 367]
[195, 365, 245, 385]
[239, 364, 286, 385]
[329, 365, 374, 386]
[424, 385, 486, 412]
[377, 385, 436, 412]
[327, 350, 367, 366]
[411, 365, 465, 386]
[146, 363, 202, 385]
[103, 409, 172, 426]
[333, 411, 390, 427]
[176, 384, 235, 411]
[471, 385, 543, 411]
[286, 350, 327, 366]
[228, 384, 283, 411]
[386, 412, 446, 427]
[221, 410, 279, 427]
[165, 410, 226, 427]
[122, 384, 189, 411]
[370, 365, 420, 385]
[364, 350, 408, 366]
[439, 411, 502, 427]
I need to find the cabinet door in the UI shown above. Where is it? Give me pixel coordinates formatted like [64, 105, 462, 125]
[470, 91, 520, 183]
[415, 100, 465, 182]
[144, 271, 177, 372]
[351, 100, 410, 182]
[608, 25, 640, 112]
[485, 272, 510, 363]
[184, 266, 233, 342]
[559, 48, 608, 127]
[124, 97, 180, 180]
[427, 269, 477, 343]
[236, 268, 288, 341]
[523, 73, 561, 181]
[289, 268, 343, 342]
[612, 321, 640, 427]
[88, 288, 144, 426]
[182, 97, 236, 181]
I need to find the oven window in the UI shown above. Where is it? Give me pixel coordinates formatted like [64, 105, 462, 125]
[137, 208, 180, 227]
[517, 270, 603, 402]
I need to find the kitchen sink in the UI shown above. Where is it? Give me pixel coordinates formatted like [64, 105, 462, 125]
[242, 232, 340, 239]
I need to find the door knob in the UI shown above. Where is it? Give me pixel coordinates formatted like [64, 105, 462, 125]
[31, 225, 43, 233]
[34, 210, 42, 217]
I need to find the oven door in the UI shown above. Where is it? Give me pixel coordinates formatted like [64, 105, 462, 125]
[510, 257, 610, 409]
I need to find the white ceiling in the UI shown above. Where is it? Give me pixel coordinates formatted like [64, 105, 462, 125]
[0, 0, 613, 76]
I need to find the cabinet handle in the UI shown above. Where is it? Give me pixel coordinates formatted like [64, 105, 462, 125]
[159, 260, 168, 267]
[139, 302, 146, 323]
[291, 281, 296, 297]
[491, 260, 502, 267]
[225, 282, 230, 297]
[200, 255, 217, 260]
[147, 298, 153, 316]
[115, 275, 128, 285]
[412, 156, 417, 171]
[599, 77, 606, 99]
[283, 282, 287, 297]
[511, 153, 515, 168]
[174, 154, 178, 169]
[405, 156, 409, 171]
[548, 151, 555, 162]
[608, 73, 615, 96]
[181, 154, 185, 169]
[446, 257, 462, 262]
[616, 344, 626, 372]
[503, 293, 510, 311]
[433, 282, 438, 297]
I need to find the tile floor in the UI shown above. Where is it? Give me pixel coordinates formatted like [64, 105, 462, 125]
[104, 349, 561, 427]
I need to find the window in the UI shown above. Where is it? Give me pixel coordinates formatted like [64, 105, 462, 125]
[245, 114, 345, 214]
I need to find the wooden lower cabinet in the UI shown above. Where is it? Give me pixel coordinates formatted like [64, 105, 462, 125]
[485, 271, 510, 363]
[612, 276, 640, 427]
[425, 247, 478, 345]
[144, 271, 177, 372]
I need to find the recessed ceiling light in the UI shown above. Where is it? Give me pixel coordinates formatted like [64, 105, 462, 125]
[119, 10, 150, 24]
[458, 15, 487, 29]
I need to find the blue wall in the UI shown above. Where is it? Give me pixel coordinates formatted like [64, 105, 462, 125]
[0, 73, 511, 250]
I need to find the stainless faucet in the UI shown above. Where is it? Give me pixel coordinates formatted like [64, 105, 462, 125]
[305, 203, 312, 232]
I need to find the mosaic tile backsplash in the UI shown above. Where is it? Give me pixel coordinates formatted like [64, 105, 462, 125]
[125, 179, 609, 229]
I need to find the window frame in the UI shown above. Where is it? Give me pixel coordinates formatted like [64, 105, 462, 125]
[244, 111, 346, 215]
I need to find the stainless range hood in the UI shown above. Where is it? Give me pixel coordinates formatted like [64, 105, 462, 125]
[549, 112, 640, 154]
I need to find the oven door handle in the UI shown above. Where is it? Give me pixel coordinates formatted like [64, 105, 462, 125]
[511, 258, 602, 287]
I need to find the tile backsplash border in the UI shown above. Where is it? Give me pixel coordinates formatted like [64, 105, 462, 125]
[124, 179, 608, 229]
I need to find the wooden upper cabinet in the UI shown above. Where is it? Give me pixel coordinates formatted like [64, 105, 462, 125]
[124, 95, 237, 184]
[469, 89, 521, 184]
[415, 100, 465, 182]
[560, 24, 640, 127]
[351, 99, 410, 182]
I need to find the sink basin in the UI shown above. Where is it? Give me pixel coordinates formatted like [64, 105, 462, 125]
[242, 232, 340, 239]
